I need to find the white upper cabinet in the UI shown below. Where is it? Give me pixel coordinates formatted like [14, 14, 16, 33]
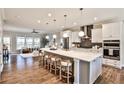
[91, 29, 102, 43]
[72, 31, 80, 42]
[102, 22, 121, 40]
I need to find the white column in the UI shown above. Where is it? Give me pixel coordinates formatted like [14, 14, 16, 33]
[74, 58, 80, 84]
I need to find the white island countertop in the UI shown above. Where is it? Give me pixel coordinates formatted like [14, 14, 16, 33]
[42, 48, 102, 62]
[42, 48, 102, 84]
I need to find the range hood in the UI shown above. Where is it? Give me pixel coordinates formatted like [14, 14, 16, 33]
[80, 25, 93, 48]
[84, 26, 89, 38]
[81, 25, 93, 38]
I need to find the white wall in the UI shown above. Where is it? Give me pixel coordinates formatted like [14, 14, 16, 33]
[0, 9, 3, 64]
[3, 31, 43, 53]
[120, 21, 124, 67]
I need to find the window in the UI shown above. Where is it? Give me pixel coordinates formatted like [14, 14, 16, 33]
[16, 37, 25, 49]
[26, 37, 33, 48]
[3, 37, 11, 51]
[34, 38, 40, 48]
[16, 36, 40, 49]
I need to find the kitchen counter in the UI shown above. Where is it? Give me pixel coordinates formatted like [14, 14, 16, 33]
[41, 48, 103, 84]
[42, 48, 102, 62]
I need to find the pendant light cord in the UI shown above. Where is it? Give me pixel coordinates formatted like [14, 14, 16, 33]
[64, 14, 67, 28]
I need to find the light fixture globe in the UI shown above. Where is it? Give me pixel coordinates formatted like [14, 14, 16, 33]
[46, 35, 49, 39]
[53, 34, 57, 39]
[63, 33, 68, 38]
[79, 31, 84, 37]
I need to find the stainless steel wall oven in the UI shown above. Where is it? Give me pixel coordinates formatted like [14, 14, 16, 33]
[103, 40, 120, 60]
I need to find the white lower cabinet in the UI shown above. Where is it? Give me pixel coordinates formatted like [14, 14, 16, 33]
[73, 56, 102, 84]
[89, 56, 102, 84]
[103, 58, 121, 69]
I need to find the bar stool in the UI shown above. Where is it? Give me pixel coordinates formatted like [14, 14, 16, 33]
[59, 60, 72, 84]
[50, 57, 57, 75]
[44, 55, 50, 69]
[50, 56, 61, 75]
[38, 53, 44, 67]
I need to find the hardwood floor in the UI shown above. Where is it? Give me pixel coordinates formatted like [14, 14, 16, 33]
[0, 55, 124, 84]
[0, 55, 63, 84]
[95, 65, 124, 84]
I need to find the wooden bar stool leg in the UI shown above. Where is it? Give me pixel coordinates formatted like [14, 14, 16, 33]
[55, 61, 57, 75]
[46, 60, 49, 69]
[45, 60, 47, 69]
[67, 66, 70, 84]
[50, 63, 52, 72]
[43, 58, 45, 68]
[42, 57, 44, 67]
[59, 65, 62, 80]
[44, 60, 46, 68]
[47, 60, 48, 69]
[0, 72, 2, 80]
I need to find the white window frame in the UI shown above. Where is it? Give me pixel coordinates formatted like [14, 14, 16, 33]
[33, 37, 40, 48]
[16, 36, 40, 49]
[26, 37, 33, 48]
[16, 37, 25, 49]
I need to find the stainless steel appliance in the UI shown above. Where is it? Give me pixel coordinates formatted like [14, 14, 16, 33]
[103, 40, 120, 60]
[63, 37, 69, 50]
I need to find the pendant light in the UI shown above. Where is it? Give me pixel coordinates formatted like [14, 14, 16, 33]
[63, 14, 69, 38]
[53, 19, 57, 39]
[63, 14, 69, 50]
[79, 8, 88, 38]
[53, 8, 57, 39]
[46, 35, 49, 39]
[53, 34, 57, 39]
[79, 8, 83, 15]
[52, 16, 57, 46]
[79, 31, 84, 37]
[64, 14, 67, 26]
[45, 21, 49, 40]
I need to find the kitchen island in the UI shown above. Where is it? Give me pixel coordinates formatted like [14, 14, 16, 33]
[42, 48, 103, 84]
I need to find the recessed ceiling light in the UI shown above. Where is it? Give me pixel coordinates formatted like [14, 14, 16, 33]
[48, 13, 52, 17]
[61, 26, 64, 28]
[94, 17, 98, 21]
[37, 20, 41, 23]
[73, 22, 77, 25]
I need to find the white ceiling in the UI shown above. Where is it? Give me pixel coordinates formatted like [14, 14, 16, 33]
[3, 8, 124, 33]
